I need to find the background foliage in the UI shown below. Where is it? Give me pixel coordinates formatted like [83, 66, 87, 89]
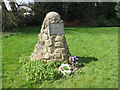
[2, 2, 120, 31]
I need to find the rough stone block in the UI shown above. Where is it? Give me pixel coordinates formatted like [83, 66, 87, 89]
[43, 34, 48, 40]
[53, 53, 61, 59]
[55, 35, 63, 41]
[45, 39, 52, 46]
[47, 47, 53, 53]
[62, 54, 67, 60]
[44, 27, 49, 34]
[54, 48, 66, 54]
[43, 47, 48, 52]
[55, 42, 63, 48]
[44, 53, 51, 59]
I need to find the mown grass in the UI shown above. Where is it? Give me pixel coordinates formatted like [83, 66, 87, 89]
[2, 26, 118, 88]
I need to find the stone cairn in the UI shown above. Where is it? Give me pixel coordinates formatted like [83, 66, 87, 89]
[30, 12, 71, 62]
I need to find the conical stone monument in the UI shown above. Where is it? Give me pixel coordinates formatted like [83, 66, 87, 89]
[30, 12, 71, 62]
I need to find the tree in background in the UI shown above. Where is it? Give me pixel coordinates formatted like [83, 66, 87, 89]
[96, 2, 117, 26]
[32, 2, 118, 27]
[115, 1, 120, 26]
[32, 2, 64, 26]
[2, 2, 18, 31]
[67, 2, 97, 26]
[2, 1, 25, 31]
[32, 2, 97, 26]
[2, 1, 34, 31]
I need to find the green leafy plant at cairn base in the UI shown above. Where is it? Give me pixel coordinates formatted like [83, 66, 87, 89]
[19, 56, 62, 83]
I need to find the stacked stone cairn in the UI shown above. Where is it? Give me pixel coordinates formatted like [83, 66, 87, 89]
[30, 12, 71, 62]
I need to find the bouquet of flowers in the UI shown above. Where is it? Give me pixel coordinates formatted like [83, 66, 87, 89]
[59, 56, 80, 75]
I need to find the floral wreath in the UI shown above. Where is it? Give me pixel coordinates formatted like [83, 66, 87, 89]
[59, 56, 79, 75]
[59, 63, 72, 75]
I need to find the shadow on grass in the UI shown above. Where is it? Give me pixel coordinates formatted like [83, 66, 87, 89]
[78, 56, 98, 63]
[77, 56, 98, 67]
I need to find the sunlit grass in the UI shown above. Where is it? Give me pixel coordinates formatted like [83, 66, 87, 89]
[2, 26, 118, 88]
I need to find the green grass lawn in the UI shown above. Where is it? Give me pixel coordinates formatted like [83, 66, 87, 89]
[2, 26, 118, 88]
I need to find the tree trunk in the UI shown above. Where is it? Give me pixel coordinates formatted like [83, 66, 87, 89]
[2, 2, 8, 12]
[9, 2, 18, 15]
